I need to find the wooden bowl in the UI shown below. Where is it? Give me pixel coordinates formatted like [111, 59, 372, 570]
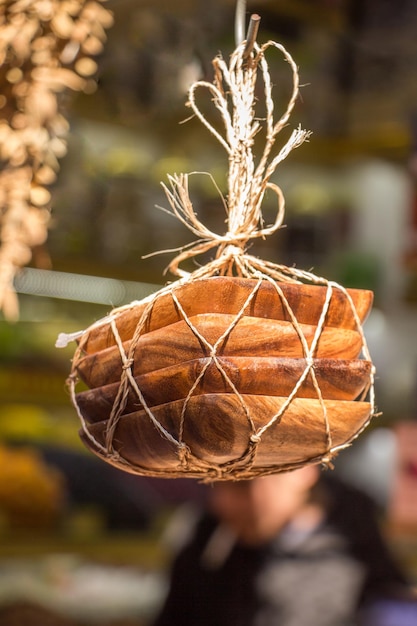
[80, 394, 372, 479]
[78, 276, 373, 354]
[70, 276, 374, 479]
[75, 357, 372, 424]
[75, 314, 364, 389]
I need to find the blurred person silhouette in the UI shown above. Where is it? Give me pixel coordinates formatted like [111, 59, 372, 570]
[153, 465, 415, 626]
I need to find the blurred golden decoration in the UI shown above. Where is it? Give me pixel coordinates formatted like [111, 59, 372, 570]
[0, 0, 114, 320]
[0, 443, 65, 530]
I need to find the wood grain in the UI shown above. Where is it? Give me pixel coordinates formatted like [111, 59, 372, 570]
[79, 277, 373, 355]
[75, 357, 372, 423]
[75, 314, 364, 389]
[81, 394, 372, 472]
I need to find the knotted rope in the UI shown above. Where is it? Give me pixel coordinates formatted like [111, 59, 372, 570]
[145, 40, 310, 281]
[62, 38, 376, 481]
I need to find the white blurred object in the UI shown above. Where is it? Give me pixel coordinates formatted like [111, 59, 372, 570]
[334, 427, 397, 508]
[0, 554, 166, 622]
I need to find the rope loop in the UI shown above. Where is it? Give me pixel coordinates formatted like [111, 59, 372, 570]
[153, 41, 310, 279]
[67, 32, 376, 482]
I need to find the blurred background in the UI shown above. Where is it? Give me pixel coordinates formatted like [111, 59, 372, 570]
[0, 0, 417, 624]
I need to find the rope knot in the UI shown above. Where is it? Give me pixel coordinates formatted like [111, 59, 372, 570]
[217, 243, 245, 259]
[154, 41, 309, 280]
[178, 444, 190, 467]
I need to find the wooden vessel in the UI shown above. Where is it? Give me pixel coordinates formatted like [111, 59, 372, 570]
[81, 395, 372, 477]
[78, 276, 373, 354]
[75, 357, 372, 423]
[75, 314, 364, 388]
[70, 276, 374, 480]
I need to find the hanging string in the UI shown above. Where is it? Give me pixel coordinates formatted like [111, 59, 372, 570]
[62, 19, 376, 481]
[147, 39, 311, 281]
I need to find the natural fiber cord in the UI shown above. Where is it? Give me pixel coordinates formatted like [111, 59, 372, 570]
[61, 38, 376, 481]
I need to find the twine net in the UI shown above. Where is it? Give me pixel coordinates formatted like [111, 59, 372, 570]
[62, 39, 376, 481]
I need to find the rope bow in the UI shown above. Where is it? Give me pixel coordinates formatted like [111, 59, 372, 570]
[157, 40, 311, 279]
